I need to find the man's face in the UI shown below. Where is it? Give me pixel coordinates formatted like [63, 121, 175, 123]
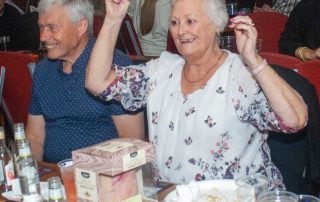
[38, 5, 85, 62]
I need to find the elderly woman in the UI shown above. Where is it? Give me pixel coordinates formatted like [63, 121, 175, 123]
[86, 0, 307, 190]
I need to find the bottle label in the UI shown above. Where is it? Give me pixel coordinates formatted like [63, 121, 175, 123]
[15, 131, 25, 140]
[0, 132, 5, 139]
[5, 160, 15, 186]
[0, 160, 4, 182]
[18, 147, 31, 158]
[48, 188, 63, 200]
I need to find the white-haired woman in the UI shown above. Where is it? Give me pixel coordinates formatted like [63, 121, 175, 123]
[86, 0, 307, 190]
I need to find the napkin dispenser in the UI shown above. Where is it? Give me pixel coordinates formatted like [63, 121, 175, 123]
[72, 138, 155, 202]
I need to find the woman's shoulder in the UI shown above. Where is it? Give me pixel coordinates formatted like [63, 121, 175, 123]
[223, 51, 252, 80]
[158, 51, 184, 67]
[144, 51, 184, 76]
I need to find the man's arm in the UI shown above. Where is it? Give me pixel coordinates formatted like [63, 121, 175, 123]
[26, 114, 46, 161]
[112, 111, 145, 140]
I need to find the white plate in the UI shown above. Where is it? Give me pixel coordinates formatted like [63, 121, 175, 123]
[164, 179, 238, 202]
[2, 182, 66, 201]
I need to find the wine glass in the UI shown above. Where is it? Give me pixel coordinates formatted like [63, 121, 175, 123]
[226, 2, 238, 18]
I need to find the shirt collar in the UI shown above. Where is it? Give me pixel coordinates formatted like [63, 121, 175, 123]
[59, 36, 96, 74]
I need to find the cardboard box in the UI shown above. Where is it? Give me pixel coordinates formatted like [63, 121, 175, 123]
[72, 138, 155, 202]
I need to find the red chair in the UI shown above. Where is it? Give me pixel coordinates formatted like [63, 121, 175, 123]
[166, 30, 179, 54]
[296, 60, 320, 104]
[249, 12, 288, 53]
[260, 52, 303, 70]
[119, 14, 143, 56]
[0, 51, 35, 127]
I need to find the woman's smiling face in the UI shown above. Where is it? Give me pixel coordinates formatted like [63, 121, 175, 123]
[170, 0, 218, 59]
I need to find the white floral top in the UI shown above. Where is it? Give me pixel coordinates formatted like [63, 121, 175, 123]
[99, 51, 296, 190]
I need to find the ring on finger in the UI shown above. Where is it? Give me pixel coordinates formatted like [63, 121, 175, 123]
[248, 22, 255, 28]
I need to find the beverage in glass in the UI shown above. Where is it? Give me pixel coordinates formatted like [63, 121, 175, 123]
[226, 3, 238, 18]
[57, 158, 76, 202]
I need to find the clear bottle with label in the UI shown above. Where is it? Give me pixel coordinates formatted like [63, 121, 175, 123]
[48, 176, 66, 202]
[17, 138, 41, 196]
[11, 123, 26, 162]
[0, 126, 15, 191]
[11, 123, 26, 176]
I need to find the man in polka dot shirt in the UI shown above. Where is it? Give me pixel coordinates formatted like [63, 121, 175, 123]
[25, 0, 145, 163]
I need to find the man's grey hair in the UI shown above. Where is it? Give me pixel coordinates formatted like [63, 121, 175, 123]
[37, 0, 94, 35]
[171, 0, 228, 33]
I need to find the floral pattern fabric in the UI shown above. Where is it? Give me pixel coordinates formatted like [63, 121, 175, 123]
[99, 51, 294, 190]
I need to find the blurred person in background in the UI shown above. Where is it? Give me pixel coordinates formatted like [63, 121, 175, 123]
[254, 0, 301, 16]
[127, 0, 171, 56]
[279, 0, 320, 61]
[86, 0, 307, 190]
[26, 0, 144, 163]
[0, 0, 39, 51]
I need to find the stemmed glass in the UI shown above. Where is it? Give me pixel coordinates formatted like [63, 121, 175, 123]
[226, 2, 238, 18]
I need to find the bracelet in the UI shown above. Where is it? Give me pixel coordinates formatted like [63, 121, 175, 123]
[251, 59, 268, 76]
[298, 47, 308, 61]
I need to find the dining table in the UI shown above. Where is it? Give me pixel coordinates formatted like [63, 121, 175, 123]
[0, 161, 176, 202]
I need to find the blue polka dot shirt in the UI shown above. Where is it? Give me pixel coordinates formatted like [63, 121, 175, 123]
[29, 37, 132, 163]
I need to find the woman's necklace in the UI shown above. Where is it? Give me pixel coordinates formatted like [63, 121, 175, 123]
[183, 51, 225, 84]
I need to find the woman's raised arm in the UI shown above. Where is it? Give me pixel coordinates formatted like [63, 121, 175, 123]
[85, 0, 130, 95]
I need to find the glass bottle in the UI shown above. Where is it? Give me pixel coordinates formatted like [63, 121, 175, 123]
[17, 138, 41, 196]
[48, 176, 65, 202]
[11, 123, 26, 175]
[0, 126, 15, 191]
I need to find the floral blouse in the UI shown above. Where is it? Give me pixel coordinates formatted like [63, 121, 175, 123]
[99, 51, 295, 190]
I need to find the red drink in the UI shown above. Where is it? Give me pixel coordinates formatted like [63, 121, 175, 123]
[58, 159, 76, 202]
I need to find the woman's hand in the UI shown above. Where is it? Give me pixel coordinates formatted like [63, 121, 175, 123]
[306, 47, 320, 60]
[105, 0, 130, 21]
[228, 15, 260, 68]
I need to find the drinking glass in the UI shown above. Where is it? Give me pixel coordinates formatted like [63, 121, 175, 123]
[57, 158, 76, 202]
[238, 7, 252, 15]
[256, 38, 263, 52]
[226, 2, 238, 18]
[220, 35, 236, 52]
[298, 195, 320, 202]
[257, 190, 299, 202]
[236, 174, 269, 202]
[0, 36, 10, 51]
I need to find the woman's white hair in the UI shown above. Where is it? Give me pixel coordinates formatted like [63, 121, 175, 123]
[37, 0, 94, 35]
[171, 0, 229, 33]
